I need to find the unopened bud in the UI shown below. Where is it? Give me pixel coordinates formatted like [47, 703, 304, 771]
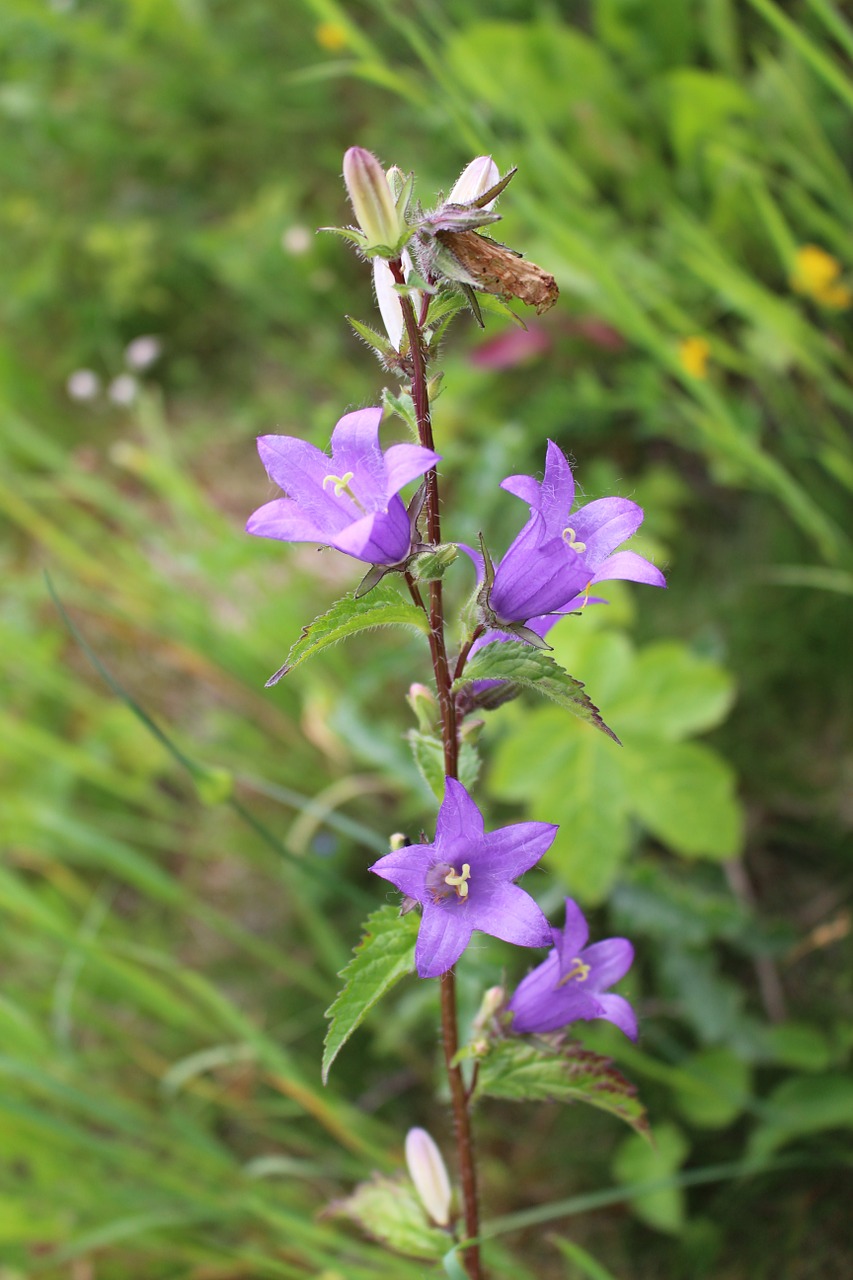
[473, 985, 506, 1031]
[404, 1127, 452, 1227]
[409, 543, 458, 583]
[448, 156, 500, 207]
[406, 683, 438, 733]
[343, 147, 404, 251]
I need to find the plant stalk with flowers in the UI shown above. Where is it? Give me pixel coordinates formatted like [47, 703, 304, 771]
[246, 147, 665, 1278]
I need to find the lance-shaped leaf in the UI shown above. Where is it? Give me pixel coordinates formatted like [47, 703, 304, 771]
[326, 1173, 450, 1260]
[267, 584, 429, 684]
[474, 1036, 648, 1137]
[453, 640, 618, 742]
[323, 905, 418, 1084]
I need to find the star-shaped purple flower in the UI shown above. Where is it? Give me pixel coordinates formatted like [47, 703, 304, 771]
[467, 440, 665, 630]
[507, 898, 638, 1040]
[370, 778, 555, 979]
[246, 407, 440, 567]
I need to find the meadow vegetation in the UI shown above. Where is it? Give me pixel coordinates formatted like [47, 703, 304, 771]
[1, 0, 852, 1275]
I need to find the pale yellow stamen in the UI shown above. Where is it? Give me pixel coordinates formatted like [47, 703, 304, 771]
[444, 863, 471, 899]
[322, 471, 365, 511]
[557, 957, 591, 987]
[323, 470, 355, 497]
[562, 526, 587, 554]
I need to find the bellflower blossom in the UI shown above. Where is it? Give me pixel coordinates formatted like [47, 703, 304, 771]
[508, 898, 638, 1040]
[469, 440, 665, 631]
[246, 406, 439, 566]
[370, 777, 554, 979]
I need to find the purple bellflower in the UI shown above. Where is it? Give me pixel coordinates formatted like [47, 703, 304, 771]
[370, 777, 555, 979]
[246, 406, 439, 566]
[466, 440, 665, 632]
[508, 898, 638, 1040]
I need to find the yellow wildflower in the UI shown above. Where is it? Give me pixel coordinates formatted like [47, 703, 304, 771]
[790, 244, 852, 310]
[677, 335, 710, 380]
[315, 21, 348, 52]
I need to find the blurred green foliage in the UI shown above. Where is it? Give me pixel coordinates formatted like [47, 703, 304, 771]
[1, 0, 852, 1276]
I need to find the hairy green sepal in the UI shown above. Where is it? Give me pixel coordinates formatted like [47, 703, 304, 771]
[475, 1037, 648, 1137]
[267, 584, 429, 684]
[454, 641, 619, 742]
[322, 904, 418, 1084]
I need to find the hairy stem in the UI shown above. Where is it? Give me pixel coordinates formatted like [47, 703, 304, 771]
[393, 262, 482, 1280]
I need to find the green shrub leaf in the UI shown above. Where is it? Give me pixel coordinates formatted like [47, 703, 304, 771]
[612, 1123, 690, 1234]
[270, 584, 429, 682]
[455, 641, 618, 741]
[474, 1037, 648, 1137]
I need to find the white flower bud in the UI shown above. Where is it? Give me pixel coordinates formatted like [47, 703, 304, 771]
[108, 374, 139, 406]
[66, 369, 100, 401]
[404, 1127, 452, 1226]
[448, 156, 500, 208]
[124, 335, 162, 370]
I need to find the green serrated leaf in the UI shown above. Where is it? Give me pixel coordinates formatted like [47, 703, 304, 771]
[322, 905, 418, 1083]
[328, 1172, 449, 1260]
[407, 730, 481, 801]
[274, 584, 429, 680]
[475, 1037, 648, 1136]
[455, 641, 618, 741]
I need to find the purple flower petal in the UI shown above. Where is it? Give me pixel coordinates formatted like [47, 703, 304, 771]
[330, 498, 412, 565]
[490, 515, 588, 623]
[555, 898, 589, 961]
[500, 473, 542, 507]
[536, 440, 577, 537]
[245, 497, 325, 543]
[470, 821, 557, 881]
[256, 435, 349, 533]
[595, 993, 639, 1040]
[383, 443, 441, 496]
[569, 497, 644, 568]
[369, 842, 434, 901]
[591, 550, 666, 589]
[436, 777, 485, 849]
[329, 407, 386, 500]
[581, 938, 634, 991]
[472, 883, 551, 949]
[416, 905, 473, 979]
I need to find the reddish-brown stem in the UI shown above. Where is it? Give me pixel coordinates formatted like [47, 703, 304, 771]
[392, 260, 482, 1280]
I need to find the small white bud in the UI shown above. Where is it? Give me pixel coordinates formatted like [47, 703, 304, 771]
[448, 156, 500, 208]
[66, 369, 100, 401]
[108, 374, 139, 406]
[281, 225, 312, 256]
[473, 985, 506, 1031]
[124, 335, 162, 370]
[404, 1127, 452, 1227]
